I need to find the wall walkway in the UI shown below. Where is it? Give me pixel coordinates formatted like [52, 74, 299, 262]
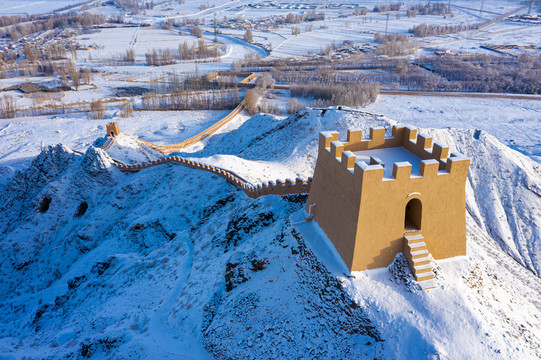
[136, 100, 246, 154]
[113, 156, 312, 199]
[99, 71, 311, 198]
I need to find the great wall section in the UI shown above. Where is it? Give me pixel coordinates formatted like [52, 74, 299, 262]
[98, 72, 313, 199]
[113, 155, 313, 199]
[92, 70, 470, 292]
[134, 100, 246, 154]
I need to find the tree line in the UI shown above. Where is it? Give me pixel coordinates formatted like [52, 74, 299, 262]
[374, 33, 419, 57]
[145, 40, 222, 66]
[284, 10, 325, 24]
[373, 3, 401, 12]
[290, 82, 379, 108]
[407, 3, 451, 17]
[410, 23, 477, 37]
[415, 54, 541, 94]
[141, 88, 240, 111]
[2, 13, 106, 41]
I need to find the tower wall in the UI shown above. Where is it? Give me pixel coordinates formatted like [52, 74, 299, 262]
[305, 131, 364, 269]
[106, 122, 120, 136]
[306, 126, 470, 272]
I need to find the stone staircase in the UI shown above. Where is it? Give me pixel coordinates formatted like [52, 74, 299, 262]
[404, 234, 436, 290]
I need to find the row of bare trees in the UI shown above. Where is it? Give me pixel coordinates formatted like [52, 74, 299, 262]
[373, 3, 401, 12]
[290, 82, 379, 108]
[141, 88, 241, 111]
[113, 0, 147, 13]
[413, 54, 541, 94]
[284, 10, 325, 24]
[0, 94, 109, 119]
[408, 3, 451, 16]
[410, 23, 476, 37]
[374, 33, 419, 56]
[1, 59, 72, 79]
[0, 15, 28, 28]
[147, 71, 239, 95]
[263, 52, 540, 95]
[91, 99, 133, 119]
[3, 13, 106, 41]
[23, 43, 68, 62]
[145, 40, 221, 66]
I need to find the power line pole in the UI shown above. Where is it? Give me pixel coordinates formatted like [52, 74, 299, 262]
[385, 12, 389, 35]
[479, 0, 485, 16]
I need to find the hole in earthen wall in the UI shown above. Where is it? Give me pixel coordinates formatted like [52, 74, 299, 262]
[38, 197, 51, 213]
[74, 201, 88, 217]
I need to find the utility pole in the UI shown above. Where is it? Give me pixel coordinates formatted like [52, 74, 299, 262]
[213, 14, 217, 42]
[479, 0, 485, 17]
[385, 12, 389, 35]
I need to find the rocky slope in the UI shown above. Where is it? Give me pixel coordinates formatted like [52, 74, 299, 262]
[0, 109, 539, 359]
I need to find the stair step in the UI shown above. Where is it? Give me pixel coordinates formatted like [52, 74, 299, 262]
[411, 250, 428, 259]
[414, 263, 432, 270]
[418, 278, 436, 290]
[405, 234, 424, 243]
[413, 258, 431, 266]
[416, 272, 435, 282]
[414, 266, 433, 275]
[412, 255, 430, 262]
[408, 241, 427, 249]
[403, 234, 436, 290]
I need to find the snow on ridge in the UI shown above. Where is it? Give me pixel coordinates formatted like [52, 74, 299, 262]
[187, 108, 540, 277]
[105, 133, 164, 165]
[89, 108, 541, 277]
[0, 147, 389, 359]
[427, 128, 541, 277]
[0, 108, 539, 359]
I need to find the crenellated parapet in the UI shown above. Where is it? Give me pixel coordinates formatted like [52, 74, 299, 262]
[113, 156, 310, 198]
[318, 125, 470, 183]
[244, 177, 312, 198]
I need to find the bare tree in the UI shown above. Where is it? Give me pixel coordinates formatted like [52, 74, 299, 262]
[90, 100, 105, 119]
[83, 68, 92, 84]
[24, 45, 36, 62]
[256, 72, 275, 89]
[0, 94, 16, 118]
[120, 101, 133, 117]
[70, 68, 81, 90]
[190, 25, 203, 38]
[244, 89, 260, 115]
[124, 48, 135, 62]
[286, 98, 305, 114]
[244, 28, 253, 43]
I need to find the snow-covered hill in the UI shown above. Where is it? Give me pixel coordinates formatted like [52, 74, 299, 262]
[188, 108, 541, 277]
[0, 109, 539, 359]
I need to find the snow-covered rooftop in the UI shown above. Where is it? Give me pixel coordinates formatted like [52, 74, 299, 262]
[353, 146, 423, 178]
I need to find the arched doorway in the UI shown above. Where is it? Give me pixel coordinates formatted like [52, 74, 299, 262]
[110, 131, 115, 137]
[405, 198, 422, 233]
